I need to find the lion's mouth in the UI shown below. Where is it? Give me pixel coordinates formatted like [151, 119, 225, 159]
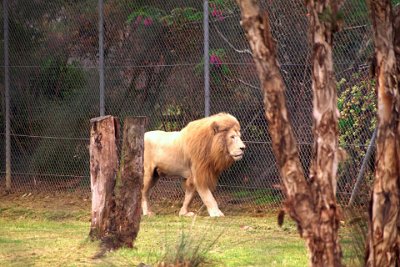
[232, 153, 244, 161]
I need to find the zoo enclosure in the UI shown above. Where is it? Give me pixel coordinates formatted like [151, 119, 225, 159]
[0, 0, 379, 211]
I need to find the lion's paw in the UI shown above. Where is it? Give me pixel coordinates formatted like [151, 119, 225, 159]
[143, 211, 155, 217]
[208, 209, 224, 217]
[179, 211, 195, 217]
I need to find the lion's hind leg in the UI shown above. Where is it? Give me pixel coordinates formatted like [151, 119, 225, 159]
[179, 178, 196, 217]
[142, 166, 159, 216]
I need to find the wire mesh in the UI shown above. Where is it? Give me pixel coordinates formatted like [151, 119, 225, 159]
[0, 0, 381, 213]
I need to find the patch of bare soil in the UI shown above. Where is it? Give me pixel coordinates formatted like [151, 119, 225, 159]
[0, 190, 91, 215]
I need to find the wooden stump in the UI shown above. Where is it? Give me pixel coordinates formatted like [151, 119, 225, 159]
[89, 115, 120, 240]
[89, 115, 147, 250]
[113, 116, 148, 248]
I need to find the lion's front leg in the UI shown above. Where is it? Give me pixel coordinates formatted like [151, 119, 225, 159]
[196, 186, 224, 217]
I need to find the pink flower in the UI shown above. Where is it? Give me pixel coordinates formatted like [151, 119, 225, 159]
[211, 9, 224, 21]
[210, 54, 222, 67]
[135, 16, 142, 24]
[143, 17, 153, 27]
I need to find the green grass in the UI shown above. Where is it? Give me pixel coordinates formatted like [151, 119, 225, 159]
[0, 196, 360, 266]
[232, 189, 283, 205]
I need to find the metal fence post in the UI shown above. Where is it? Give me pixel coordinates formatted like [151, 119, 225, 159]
[98, 0, 105, 116]
[204, 0, 210, 117]
[348, 128, 377, 206]
[4, 0, 11, 192]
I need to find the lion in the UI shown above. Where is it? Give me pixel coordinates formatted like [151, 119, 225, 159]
[142, 112, 245, 217]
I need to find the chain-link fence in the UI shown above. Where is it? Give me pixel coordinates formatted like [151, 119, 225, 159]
[0, 0, 382, 213]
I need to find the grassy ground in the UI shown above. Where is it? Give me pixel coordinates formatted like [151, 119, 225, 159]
[0, 193, 361, 267]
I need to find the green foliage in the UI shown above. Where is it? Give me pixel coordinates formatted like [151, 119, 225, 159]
[27, 61, 92, 177]
[342, 0, 370, 26]
[209, 0, 236, 15]
[318, 6, 334, 23]
[126, 6, 166, 24]
[248, 125, 265, 140]
[337, 74, 376, 159]
[33, 57, 86, 100]
[125, 1, 235, 28]
[161, 7, 203, 26]
[210, 0, 234, 6]
[127, 6, 202, 27]
[317, 5, 344, 31]
[163, 104, 183, 116]
[157, 104, 184, 131]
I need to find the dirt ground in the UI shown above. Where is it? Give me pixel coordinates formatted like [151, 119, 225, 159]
[0, 188, 278, 219]
[0, 191, 91, 217]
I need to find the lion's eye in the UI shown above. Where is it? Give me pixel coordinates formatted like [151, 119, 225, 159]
[230, 135, 235, 139]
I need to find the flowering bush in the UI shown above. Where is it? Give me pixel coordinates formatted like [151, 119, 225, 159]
[195, 49, 232, 84]
[127, 6, 165, 27]
[337, 73, 376, 159]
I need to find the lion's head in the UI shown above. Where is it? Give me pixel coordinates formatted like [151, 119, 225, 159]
[210, 118, 245, 162]
[180, 113, 245, 190]
[226, 127, 245, 160]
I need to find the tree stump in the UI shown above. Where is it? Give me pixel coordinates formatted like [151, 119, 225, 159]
[89, 115, 148, 250]
[113, 116, 148, 248]
[89, 115, 120, 240]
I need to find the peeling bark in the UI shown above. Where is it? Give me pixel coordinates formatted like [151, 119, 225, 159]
[306, 0, 343, 266]
[366, 1, 400, 266]
[237, 0, 342, 265]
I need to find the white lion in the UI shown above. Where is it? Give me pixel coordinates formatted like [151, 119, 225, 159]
[142, 113, 245, 217]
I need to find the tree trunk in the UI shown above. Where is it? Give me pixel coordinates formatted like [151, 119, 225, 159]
[89, 115, 120, 240]
[366, 1, 400, 266]
[112, 116, 148, 248]
[237, 0, 342, 265]
[306, 0, 343, 265]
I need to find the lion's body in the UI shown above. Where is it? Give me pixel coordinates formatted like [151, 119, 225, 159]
[144, 131, 191, 178]
[142, 113, 245, 217]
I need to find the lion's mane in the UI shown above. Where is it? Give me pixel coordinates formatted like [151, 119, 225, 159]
[180, 113, 240, 190]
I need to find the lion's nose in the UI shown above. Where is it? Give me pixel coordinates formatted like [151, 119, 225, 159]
[240, 143, 245, 151]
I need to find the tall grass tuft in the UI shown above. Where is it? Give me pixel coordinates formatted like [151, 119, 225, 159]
[155, 210, 223, 267]
[345, 208, 368, 266]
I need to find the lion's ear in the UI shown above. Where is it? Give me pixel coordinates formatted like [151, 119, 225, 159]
[211, 121, 220, 134]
